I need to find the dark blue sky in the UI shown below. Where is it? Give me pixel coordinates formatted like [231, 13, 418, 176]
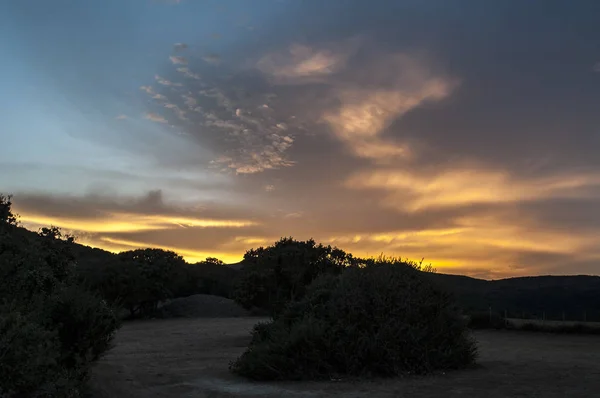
[2, 0, 600, 277]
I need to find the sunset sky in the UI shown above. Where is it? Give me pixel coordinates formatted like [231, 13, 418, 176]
[2, 0, 600, 278]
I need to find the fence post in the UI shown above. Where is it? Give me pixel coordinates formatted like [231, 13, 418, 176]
[504, 310, 508, 327]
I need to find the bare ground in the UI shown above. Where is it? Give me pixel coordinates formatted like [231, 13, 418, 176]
[90, 317, 600, 398]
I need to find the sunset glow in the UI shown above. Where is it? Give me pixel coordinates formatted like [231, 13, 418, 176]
[3, 0, 600, 278]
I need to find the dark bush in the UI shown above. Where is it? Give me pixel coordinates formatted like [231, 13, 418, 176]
[0, 195, 121, 397]
[47, 285, 121, 371]
[232, 238, 355, 318]
[0, 306, 61, 397]
[230, 259, 477, 380]
[467, 311, 505, 329]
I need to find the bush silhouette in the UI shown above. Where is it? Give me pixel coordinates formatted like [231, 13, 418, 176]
[230, 259, 478, 380]
[0, 195, 120, 396]
[467, 311, 505, 329]
[232, 238, 355, 318]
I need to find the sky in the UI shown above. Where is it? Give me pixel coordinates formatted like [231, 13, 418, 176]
[2, 0, 600, 278]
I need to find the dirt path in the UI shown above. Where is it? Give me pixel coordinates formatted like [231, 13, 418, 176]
[90, 317, 600, 397]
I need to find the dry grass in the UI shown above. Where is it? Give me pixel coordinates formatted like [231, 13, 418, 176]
[506, 318, 600, 329]
[90, 317, 600, 398]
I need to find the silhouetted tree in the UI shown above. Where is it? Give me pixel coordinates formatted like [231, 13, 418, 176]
[232, 237, 355, 317]
[0, 194, 120, 396]
[115, 248, 186, 317]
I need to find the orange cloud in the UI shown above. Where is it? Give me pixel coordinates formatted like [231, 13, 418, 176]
[346, 166, 600, 211]
[322, 54, 455, 162]
[18, 211, 257, 234]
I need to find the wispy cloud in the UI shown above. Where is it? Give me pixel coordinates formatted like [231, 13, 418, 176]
[20, 211, 256, 233]
[173, 42, 188, 51]
[322, 54, 455, 162]
[155, 75, 182, 87]
[169, 55, 188, 65]
[346, 166, 600, 212]
[145, 112, 168, 123]
[163, 102, 188, 121]
[202, 54, 221, 65]
[176, 67, 201, 80]
[257, 40, 359, 84]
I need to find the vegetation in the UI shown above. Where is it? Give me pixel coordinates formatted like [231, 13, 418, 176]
[466, 311, 506, 329]
[231, 237, 358, 318]
[77, 247, 237, 319]
[3, 189, 600, 390]
[0, 195, 120, 397]
[230, 257, 477, 381]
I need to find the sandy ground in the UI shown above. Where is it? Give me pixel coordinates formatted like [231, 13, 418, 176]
[90, 317, 600, 398]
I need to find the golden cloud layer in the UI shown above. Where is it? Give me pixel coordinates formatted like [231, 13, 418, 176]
[346, 167, 600, 211]
[19, 212, 257, 233]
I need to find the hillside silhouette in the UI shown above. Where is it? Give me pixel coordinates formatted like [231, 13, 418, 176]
[8, 217, 600, 322]
[60, 228, 600, 322]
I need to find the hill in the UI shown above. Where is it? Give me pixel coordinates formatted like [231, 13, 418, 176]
[11, 222, 600, 322]
[427, 273, 600, 321]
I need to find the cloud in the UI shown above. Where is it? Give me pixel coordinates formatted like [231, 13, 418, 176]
[322, 54, 455, 162]
[143, 62, 300, 174]
[145, 112, 168, 123]
[324, 209, 600, 277]
[163, 103, 188, 121]
[169, 55, 188, 65]
[210, 132, 295, 174]
[140, 85, 154, 94]
[202, 54, 221, 65]
[346, 165, 600, 212]
[21, 211, 256, 233]
[594, 62, 600, 72]
[176, 67, 201, 80]
[173, 42, 188, 51]
[256, 41, 358, 84]
[12, 191, 264, 263]
[8, 0, 600, 279]
[115, 114, 128, 120]
[155, 75, 182, 87]
[255, 42, 456, 163]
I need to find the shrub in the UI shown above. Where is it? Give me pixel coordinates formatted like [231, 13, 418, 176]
[0, 195, 121, 396]
[232, 238, 355, 318]
[0, 306, 61, 397]
[47, 285, 121, 371]
[467, 311, 505, 329]
[230, 259, 478, 380]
